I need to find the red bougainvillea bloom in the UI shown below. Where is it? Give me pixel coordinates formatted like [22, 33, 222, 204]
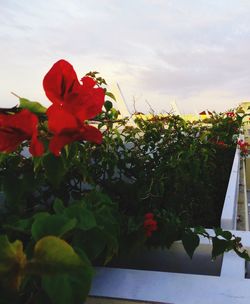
[0, 109, 44, 156]
[238, 139, 249, 156]
[226, 112, 235, 118]
[43, 59, 105, 155]
[216, 140, 227, 148]
[144, 213, 158, 237]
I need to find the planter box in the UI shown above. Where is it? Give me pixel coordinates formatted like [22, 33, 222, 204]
[87, 149, 248, 304]
[88, 230, 250, 304]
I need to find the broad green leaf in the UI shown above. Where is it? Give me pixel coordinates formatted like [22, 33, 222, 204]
[43, 154, 65, 187]
[0, 235, 26, 291]
[19, 98, 47, 114]
[182, 230, 200, 259]
[31, 236, 92, 304]
[212, 237, 230, 259]
[31, 214, 77, 241]
[42, 272, 92, 304]
[65, 204, 97, 231]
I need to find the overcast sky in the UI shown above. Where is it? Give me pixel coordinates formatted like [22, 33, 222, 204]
[1, 0, 250, 114]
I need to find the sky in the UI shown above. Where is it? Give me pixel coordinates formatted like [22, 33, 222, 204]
[1, 0, 250, 114]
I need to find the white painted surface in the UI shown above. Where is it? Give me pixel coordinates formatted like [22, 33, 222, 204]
[90, 230, 250, 304]
[221, 149, 240, 229]
[90, 267, 250, 304]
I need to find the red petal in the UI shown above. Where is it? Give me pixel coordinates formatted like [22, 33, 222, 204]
[29, 136, 44, 157]
[144, 213, 154, 220]
[49, 124, 102, 156]
[80, 125, 103, 144]
[0, 110, 40, 153]
[0, 109, 38, 137]
[0, 129, 26, 152]
[75, 86, 105, 121]
[80, 76, 96, 88]
[43, 59, 80, 106]
[49, 134, 77, 156]
[47, 105, 79, 134]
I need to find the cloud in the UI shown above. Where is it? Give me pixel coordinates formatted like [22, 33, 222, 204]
[1, 0, 250, 112]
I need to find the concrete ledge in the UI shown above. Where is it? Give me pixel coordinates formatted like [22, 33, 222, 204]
[221, 149, 240, 229]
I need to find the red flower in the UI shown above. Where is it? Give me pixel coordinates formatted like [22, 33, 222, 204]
[226, 112, 235, 118]
[238, 140, 249, 156]
[43, 59, 105, 156]
[144, 213, 158, 237]
[0, 109, 44, 156]
[144, 212, 154, 220]
[216, 140, 227, 148]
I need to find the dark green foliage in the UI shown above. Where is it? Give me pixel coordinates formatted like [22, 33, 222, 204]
[0, 101, 248, 303]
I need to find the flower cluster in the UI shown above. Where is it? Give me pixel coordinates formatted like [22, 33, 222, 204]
[143, 213, 158, 237]
[216, 140, 227, 148]
[226, 111, 235, 118]
[237, 139, 249, 156]
[0, 60, 105, 157]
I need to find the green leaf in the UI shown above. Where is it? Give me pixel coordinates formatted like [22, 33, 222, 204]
[31, 236, 92, 304]
[105, 91, 116, 101]
[194, 226, 207, 235]
[182, 230, 200, 259]
[73, 229, 106, 261]
[33, 212, 50, 220]
[0, 153, 8, 165]
[31, 214, 77, 241]
[19, 98, 47, 114]
[221, 231, 232, 240]
[4, 217, 33, 234]
[53, 198, 66, 214]
[43, 154, 66, 187]
[0, 235, 26, 291]
[212, 237, 230, 259]
[214, 228, 232, 240]
[65, 203, 97, 231]
[104, 100, 113, 112]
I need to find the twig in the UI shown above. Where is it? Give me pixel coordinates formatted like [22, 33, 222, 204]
[11, 91, 21, 99]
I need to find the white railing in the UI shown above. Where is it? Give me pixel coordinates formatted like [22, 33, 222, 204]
[221, 148, 241, 229]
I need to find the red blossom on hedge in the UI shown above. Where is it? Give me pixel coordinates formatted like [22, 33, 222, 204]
[216, 140, 227, 148]
[238, 139, 249, 156]
[226, 112, 235, 118]
[0, 109, 44, 156]
[43, 59, 105, 156]
[144, 213, 158, 237]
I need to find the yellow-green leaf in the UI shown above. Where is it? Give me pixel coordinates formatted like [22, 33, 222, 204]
[0, 235, 26, 290]
[31, 236, 92, 304]
[19, 98, 47, 114]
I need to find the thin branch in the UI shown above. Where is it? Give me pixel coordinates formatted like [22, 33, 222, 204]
[11, 92, 21, 99]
